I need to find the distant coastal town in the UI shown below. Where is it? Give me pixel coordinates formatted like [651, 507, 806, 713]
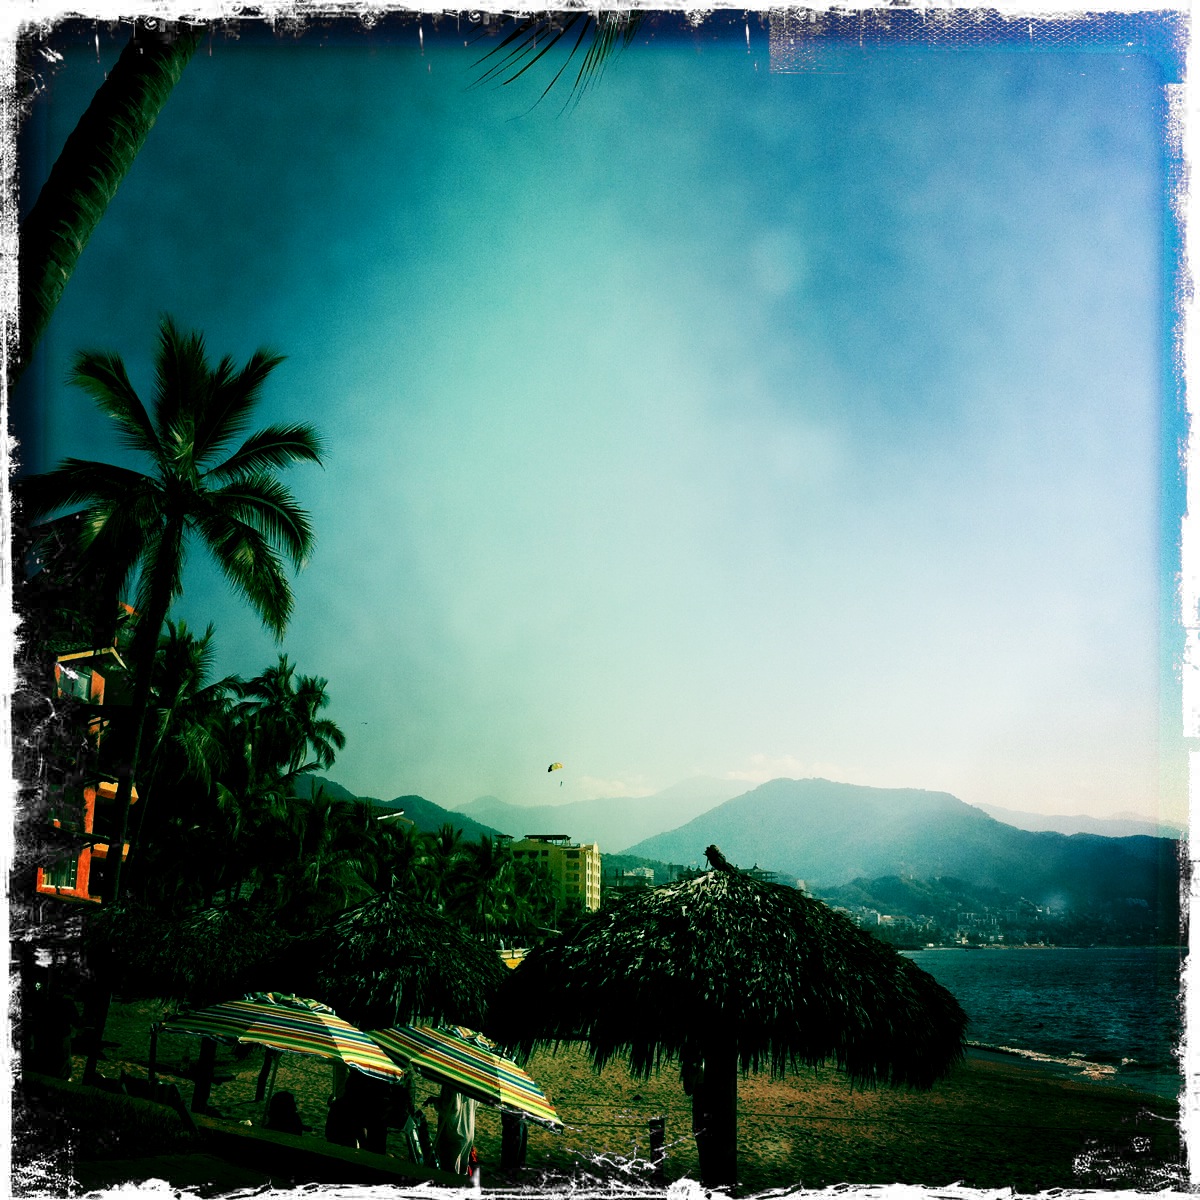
[605, 860, 1174, 948]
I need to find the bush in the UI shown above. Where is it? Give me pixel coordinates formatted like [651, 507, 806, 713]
[17, 1072, 200, 1163]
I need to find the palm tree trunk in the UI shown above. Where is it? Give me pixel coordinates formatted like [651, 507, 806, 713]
[101, 577, 172, 905]
[81, 560, 174, 1081]
[691, 1034, 739, 1189]
[16, 22, 201, 382]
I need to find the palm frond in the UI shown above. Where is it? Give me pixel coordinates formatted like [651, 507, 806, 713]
[130, 522, 186, 667]
[193, 348, 289, 466]
[205, 423, 324, 481]
[17, 458, 156, 520]
[17, 24, 202, 374]
[69, 484, 167, 610]
[470, 13, 584, 91]
[566, 10, 642, 108]
[68, 350, 162, 460]
[197, 515, 293, 639]
[152, 316, 210, 463]
[203, 473, 315, 570]
[472, 11, 644, 107]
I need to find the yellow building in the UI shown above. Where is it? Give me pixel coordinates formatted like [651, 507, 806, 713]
[510, 834, 601, 911]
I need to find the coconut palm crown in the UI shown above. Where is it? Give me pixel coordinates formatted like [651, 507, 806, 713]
[21, 317, 321, 657]
[19, 316, 323, 902]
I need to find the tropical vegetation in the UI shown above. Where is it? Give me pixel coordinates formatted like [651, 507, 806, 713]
[19, 316, 323, 904]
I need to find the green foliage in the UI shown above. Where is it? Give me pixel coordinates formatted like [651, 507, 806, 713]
[17, 23, 202, 377]
[82, 899, 293, 1007]
[473, 11, 644, 109]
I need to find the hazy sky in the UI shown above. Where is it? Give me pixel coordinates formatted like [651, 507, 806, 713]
[17, 14, 1187, 824]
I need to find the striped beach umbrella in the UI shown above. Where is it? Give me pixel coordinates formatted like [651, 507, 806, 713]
[163, 993, 407, 1084]
[370, 1024, 561, 1128]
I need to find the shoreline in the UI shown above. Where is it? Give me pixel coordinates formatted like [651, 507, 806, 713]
[963, 1043, 1179, 1101]
[909, 942, 1182, 950]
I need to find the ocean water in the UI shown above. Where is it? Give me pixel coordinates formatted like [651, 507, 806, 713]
[904, 946, 1184, 1099]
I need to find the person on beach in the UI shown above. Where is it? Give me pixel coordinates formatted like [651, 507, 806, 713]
[427, 1083, 477, 1174]
[325, 1091, 366, 1147]
[265, 1091, 305, 1135]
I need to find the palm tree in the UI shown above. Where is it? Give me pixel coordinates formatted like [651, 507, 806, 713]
[19, 316, 323, 903]
[239, 656, 346, 780]
[16, 15, 645, 381]
[124, 619, 241, 891]
[422, 823, 465, 908]
[279, 790, 378, 919]
[450, 836, 516, 941]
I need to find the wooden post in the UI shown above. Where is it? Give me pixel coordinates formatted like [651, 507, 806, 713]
[649, 1115, 666, 1184]
[190, 1037, 217, 1113]
[147, 1023, 159, 1087]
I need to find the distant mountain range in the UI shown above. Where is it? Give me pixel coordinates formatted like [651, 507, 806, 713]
[456, 776, 744, 852]
[296, 773, 1179, 922]
[972, 801, 1183, 841]
[293, 776, 505, 842]
[623, 778, 1181, 918]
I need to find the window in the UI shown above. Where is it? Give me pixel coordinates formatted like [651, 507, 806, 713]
[43, 856, 79, 890]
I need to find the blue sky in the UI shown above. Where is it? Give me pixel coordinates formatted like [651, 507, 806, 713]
[17, 14, 1186, 824]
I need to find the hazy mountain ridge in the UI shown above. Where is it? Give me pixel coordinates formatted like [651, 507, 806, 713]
[624, 778, 1180, 919]
[973, 801, 1183, 840]
[456, 776, 744, 851]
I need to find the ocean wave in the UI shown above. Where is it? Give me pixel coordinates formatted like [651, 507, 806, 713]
[969, 1041, 1118, 1078]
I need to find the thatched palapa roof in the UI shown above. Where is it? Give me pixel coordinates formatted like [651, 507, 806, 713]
[492, 865, 967, 1088]
[292, 892, 508, 1030]
[84, 901, 292, 1006]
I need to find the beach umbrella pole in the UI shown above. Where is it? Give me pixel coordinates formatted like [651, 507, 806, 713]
[262, 1050, 281, 1124]
[190, 1037, 217, 1113]
[255, 1048, 276, 1101]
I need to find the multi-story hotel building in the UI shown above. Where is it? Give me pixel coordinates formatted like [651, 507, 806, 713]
[510, 833, 601, 911]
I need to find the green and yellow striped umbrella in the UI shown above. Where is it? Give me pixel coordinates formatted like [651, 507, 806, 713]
[163, 993, 406, 1083]
[370, 1024, 561, 1127]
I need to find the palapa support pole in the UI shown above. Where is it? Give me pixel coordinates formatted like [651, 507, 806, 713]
[190, 1036, 217, 1113]
[649, 1115, 666, 1184]
[693, 1035, 738, 1189]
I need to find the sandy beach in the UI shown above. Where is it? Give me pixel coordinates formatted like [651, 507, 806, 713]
[18, 998, 1182, 1196]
